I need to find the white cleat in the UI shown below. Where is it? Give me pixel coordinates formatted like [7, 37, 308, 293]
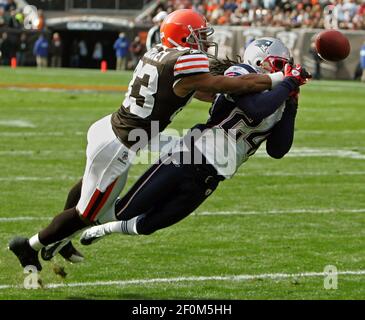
[80, 225, 108, 246]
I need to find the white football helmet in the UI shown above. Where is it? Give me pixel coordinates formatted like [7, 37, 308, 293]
[243, 37, 292, 74]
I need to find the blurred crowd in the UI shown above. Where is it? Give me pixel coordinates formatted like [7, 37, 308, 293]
[148, 0, 365, 29]
[0, 30, 146, 70]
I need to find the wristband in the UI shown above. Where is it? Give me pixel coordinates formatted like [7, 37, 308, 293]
[268, 72, 284, 89]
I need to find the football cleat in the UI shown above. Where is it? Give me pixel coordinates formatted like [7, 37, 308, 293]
[80, 226, 108, 246]
[41, 240, 84, 263]
[8, 236, 42, 271]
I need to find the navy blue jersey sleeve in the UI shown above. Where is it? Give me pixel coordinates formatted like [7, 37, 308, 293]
[232, 78, 299, 122]
[266, 97, 298, 159]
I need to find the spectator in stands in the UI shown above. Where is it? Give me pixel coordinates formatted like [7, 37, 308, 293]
[361, 40, 365, 82]
[78, 40, 88, 68]
[0, 32, 11, 65]
[145, 0, 364, 30]
[5, 0, 16, 11]
[33, 33, 48, 68]
[129, 36, 145, 69]
[113, 32, 129, 71]
[146, 11, 167, 51]
[309, 40, 322, 80]
[70, 40, 80, 68]
[92, 42, 103, 68]
[16, 32, 27, 66]
[7, 8, 21, 28]
[0, 0, 7, 9]
[50, 32, 62, 68]
[0, 7, 5, 27]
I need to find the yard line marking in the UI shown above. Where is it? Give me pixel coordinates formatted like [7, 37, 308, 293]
[254, 148, 365, 159]
[236, 171, 365, 177]
[1, 208, 364, 223]
[0, 175, 139, 182]
[297, 129, 365, 135]
[0, 83, 128, 92]
[0, 120, 35, 128]
[197, 208, 365, 216]
[0, 217, 50, 222]
[0, 171, 363, 183]
[0, 150, 84, 156]
[0, 176, 79, 182]
[0, 147, 363, 159]
[0, 132, 64, 137]
[0, 269, 364, 290]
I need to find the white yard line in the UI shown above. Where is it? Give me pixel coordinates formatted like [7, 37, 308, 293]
[236, 171, 365, 177]
[0, 170, 363, 183]
[0, 176, 78, 182]
[1, 147, 364, 159]
[0, 120, 36, 128]
[197, 208, 365, 216]
[0, 217, 50, 222]
[1, 208, 364, 223]
[253, 148, 365, 159]
[0, 269, 364, 290]
[0, 132, 64, 137]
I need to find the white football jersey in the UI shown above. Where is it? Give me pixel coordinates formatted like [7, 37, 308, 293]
[194, 64, 286, 178]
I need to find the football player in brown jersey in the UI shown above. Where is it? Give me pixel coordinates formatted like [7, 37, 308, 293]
[9, 9, 286, 271]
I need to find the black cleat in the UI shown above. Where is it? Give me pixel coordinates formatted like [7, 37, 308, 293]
[41, 240, 84, 263]
[59, 241, 84, 263]
[8, 236, 42, 271]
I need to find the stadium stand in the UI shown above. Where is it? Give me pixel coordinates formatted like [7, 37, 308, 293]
[0, 0, 364, 78]
[144, 0, 365, 30]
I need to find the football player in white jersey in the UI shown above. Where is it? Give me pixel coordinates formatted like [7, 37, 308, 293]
[80, 38, 311, 244]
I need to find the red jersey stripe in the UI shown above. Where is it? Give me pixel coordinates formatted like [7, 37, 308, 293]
[89, 179, 118, 222]
[82, 189, 101, 218]
[174, 64, 209, 72]
[175, 57, 209, 65]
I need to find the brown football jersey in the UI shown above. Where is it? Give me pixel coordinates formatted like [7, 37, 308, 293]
[111, 45, 210, 149]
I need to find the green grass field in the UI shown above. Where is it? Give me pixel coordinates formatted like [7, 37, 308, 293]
[0, 67, 364, 300]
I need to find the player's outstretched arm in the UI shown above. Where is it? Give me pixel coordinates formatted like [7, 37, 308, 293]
[174, 72, 284, 97]
[266, 96, 298, 159]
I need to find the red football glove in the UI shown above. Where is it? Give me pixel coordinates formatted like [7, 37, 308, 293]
[284, 63, 312, 86]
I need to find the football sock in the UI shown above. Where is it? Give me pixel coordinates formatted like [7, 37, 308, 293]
[29, 234, 43, 251]
[34, 207, 89, 249]
[64, 179, 82, 210]
[120, 215, 141, 235]
[102, 215, 144, 235]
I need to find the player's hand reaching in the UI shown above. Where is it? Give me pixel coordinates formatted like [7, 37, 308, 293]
[284, 63, 312, 86]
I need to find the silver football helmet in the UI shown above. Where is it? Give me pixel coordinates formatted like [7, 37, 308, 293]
[243, 37, 292, 74]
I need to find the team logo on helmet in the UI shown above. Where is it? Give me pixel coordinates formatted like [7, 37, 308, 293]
[255, 39, 273, 53]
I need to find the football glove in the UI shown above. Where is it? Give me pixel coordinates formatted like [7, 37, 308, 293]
[284, 63, 312, 86]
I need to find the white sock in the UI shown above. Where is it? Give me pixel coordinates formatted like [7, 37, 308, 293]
[29, 234, 44, 251]
[103, 221, 125, 234]
[103, 215, 144, 235]
[120, 215, 141, 235]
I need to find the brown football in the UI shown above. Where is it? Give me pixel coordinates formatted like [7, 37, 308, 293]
[315, 30, 351, 62]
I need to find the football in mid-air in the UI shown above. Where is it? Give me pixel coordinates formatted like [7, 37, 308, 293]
[314, 30, 351, 62]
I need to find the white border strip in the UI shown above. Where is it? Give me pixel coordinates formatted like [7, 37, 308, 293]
[1, 270, 364, 290]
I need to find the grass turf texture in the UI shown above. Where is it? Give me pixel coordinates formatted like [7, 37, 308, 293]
[0, 67, 364, 299]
